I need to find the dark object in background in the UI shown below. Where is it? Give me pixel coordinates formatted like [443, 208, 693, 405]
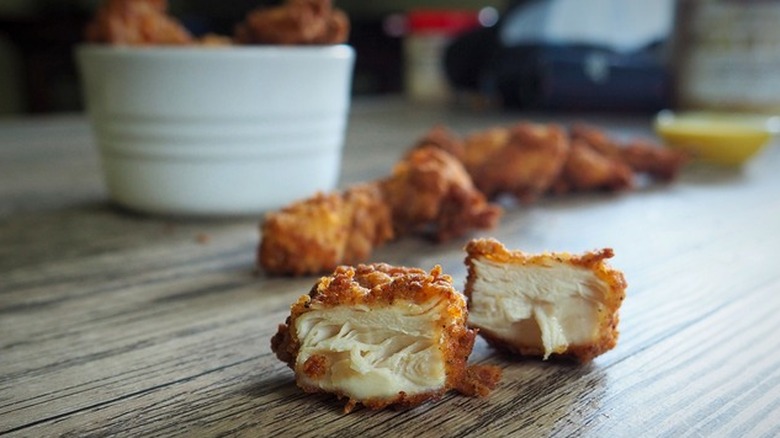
[445, 18, 670, 112]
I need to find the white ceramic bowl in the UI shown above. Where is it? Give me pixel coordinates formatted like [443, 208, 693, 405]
[77, 44, 355, 216]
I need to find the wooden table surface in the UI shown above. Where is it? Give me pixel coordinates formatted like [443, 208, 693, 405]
[2, 99, 779, 437]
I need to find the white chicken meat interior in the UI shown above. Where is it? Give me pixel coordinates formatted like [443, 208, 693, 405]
[294, 298, 449, 399]
[468, 257, 609, 359]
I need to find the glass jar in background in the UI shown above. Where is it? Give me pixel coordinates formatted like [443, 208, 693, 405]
[673, 0, 780, 113]
[403, 9, 481, 104]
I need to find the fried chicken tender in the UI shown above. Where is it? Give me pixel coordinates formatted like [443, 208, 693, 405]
[258, 147, 501, 276]
[234, 0, 349, 45]
[462, 122, 570, 203]
[271, 263, 500, 412]
[381, 147, 502, 242]
[412, 124, 466, 161]
[259, 183, 393, 276]
[464, 238, 626, 362]
[85, 0, 194, 45]
[620, 139, 689, 182]
[553, 140, 634, 193]
[570, 123, 688, 182]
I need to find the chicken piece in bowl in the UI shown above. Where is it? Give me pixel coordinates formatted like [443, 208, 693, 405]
[465, 238, 626, 362]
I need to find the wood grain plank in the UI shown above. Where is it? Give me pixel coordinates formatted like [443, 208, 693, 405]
[2, 107, 779, 437]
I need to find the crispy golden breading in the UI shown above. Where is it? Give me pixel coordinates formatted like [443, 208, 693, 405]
[462, 122, 570, 203]
[380, 147, 502, 242]
[271, 263, 499, 412]
[553, 139, 634, 193]
[85, 0, 194, 45]
[197, 33, 233, 46]
[620, 139, 689, 182]
[412, 124, 466, 162]
[259, 183, 393, 276]
[462, 127, 511, 170]
[258, 147, 500, 276]
[571, 123, 688, 182]
[464, 238, 626, 362]
[234, 0, 349, 45]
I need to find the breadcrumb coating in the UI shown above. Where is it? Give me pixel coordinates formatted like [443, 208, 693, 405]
[381, 147, 502, 242]
[464, 238, 626, 362]
[234, 0, 349, 45]
[258, 147, 501, 276]
[570, 123, 688, 183]
[85, 0, 194, 45]
[462, 122, 570, 203]
[553, 139, 634, 193]
[86, 0, 349, 46]
[259, 183, 393, 276]
[271, 264, 499, 412]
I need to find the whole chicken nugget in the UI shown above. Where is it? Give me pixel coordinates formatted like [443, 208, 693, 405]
[234, 0, 349, 45]
[411, 124, 466, 161]
[620, 139, 689, 182]
[258, 183, 393, 276]
[465, 122, 570, 203]
[571, 123, 687, 182]
[464, 238, 626, 362]
[85, 0, 193, 45]
[271, 263, 492, 412]
[380, 147, 501, 242]
[553, 139, 634, 194]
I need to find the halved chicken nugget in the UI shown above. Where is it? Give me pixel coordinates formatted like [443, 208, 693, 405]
[464, 238, 626, 362]
[271, 263, 497, 412]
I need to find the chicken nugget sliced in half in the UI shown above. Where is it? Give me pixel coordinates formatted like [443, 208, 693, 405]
[464, 238, 626, 362]
[271, 263, 485, 412]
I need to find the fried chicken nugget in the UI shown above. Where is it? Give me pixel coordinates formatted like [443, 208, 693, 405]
[234, 0, 349, 45]
[259, 183, 393, 276]
[464, 238, 626, 362]
[553, 139, 634, 193]
[463, 122, 570, 203]
[380, 147, 501, 242]
[412, 124, 466, 161]
[85, 0, 194, 45]
[571, 123, 687, 182]
[271, 263, 500, 413]
[620, 139, 689, 182]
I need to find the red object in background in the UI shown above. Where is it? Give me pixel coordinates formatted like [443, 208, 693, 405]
[407, 9, 480, 37]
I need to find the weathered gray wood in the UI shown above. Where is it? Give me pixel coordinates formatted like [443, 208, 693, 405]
[2, 99, 779, 437]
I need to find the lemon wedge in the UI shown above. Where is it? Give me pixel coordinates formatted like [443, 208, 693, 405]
[654, 111, 776, 166]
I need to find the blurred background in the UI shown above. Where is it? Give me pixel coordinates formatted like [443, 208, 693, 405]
[1, 0, 778, 116]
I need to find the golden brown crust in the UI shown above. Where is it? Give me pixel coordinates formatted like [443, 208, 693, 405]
[271, 263, 484, 412]
[342, 184, 395, 265]
[85, 0, 194, 45]
[554, 139, 634, 193]
[463, 122, 570, 203]
[411, 124, 466, 162]
[456, 364, 503, 397]
[197, 33, 233, 46]
[258, 183, 393, 276]
[259, 192, 347, 276]
[464, 238, 626, 363]
[258, 147, 500, 276]
[234, 0, 349, 45]
[620, 139, 689, 182]
[380, 147, 502, 242]
[571, 123, 688, 183]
